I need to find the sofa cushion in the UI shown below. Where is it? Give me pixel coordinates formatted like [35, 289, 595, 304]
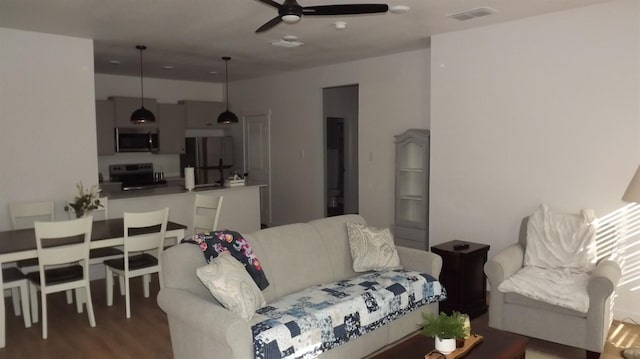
[250, 269, 445, 359]
[346, 222, 401, 272]
[196, 251, 266, 320]
[246, 223, 334, 301]
[308, 214, 365, 282]
[525, 204, 597, 271]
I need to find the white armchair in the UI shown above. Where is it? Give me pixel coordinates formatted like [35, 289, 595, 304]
[484, 216, 621, 359]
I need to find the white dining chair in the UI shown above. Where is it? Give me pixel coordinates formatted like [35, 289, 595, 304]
[28, 216, 96, 339]
[83, 197, 124, 264]
[9, 200, 54, 230]
[7, 200, 55, 321]
[192, 194, 224, 235]
[2, 268, 31, 328]
[104, 208, 169, 319]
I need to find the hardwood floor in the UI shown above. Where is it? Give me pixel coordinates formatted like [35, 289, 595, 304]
[471, 311, 640, 359]
[1, 279, 638, 359]
[0, 276, 172, 359]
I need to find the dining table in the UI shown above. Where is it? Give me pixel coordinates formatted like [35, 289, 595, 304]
[0, 217, 187, 348]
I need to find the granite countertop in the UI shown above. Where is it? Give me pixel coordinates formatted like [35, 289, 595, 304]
[100, 180, 265, 200]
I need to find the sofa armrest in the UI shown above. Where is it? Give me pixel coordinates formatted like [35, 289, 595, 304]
[588, 259, 621, 298]
[157, 288, 253, 359]
[484, 243, 524, 287]
[585, 259, 621, 350]
[396, 246, 443, 279]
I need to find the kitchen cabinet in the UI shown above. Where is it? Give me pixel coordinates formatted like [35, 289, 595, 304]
[394, 129, 430, 250]
[96, 100, 115, 155]
[110, 96, 158, 129]
[180, 100, 227, 129]
[158, 103, 186, 154]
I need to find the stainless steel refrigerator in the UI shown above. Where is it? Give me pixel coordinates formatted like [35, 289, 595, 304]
[180, 136, 234, 185]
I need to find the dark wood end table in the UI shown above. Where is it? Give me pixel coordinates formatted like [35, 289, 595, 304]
[431, 240, 490, 318]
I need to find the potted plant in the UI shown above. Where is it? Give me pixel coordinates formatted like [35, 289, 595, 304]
[64, 182, 103, 218]
[420, 311, 469, 354]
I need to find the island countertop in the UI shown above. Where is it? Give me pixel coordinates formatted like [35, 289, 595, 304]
[100, 182, 264, 200]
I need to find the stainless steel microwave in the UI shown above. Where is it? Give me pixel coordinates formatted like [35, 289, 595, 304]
[115, 128, 159, 152]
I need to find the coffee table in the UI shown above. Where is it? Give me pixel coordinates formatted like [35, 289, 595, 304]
[369, 327, 528, 359]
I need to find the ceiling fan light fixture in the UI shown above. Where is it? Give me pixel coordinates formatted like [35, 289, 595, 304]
[282, 14, 301, 23]
[217, 56, 239, 124]
[130, 45, 155, 124]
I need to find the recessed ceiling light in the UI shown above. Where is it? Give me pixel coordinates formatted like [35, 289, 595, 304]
[209, 71, 218, 75]
[271, 39, 304, 48]
[334, 21, 347, 30]
[389, 5, 410, 14]
[162, 65, 174, 70]
[108, 60, 121, 65]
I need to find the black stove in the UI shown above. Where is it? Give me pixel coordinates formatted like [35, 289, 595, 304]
[109, 163, 167, 191]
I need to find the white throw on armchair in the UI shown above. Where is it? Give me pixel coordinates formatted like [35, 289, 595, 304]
[484, 205, 621, 359]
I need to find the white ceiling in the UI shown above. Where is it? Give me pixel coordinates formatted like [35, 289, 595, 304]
[0, 0, 611, 82]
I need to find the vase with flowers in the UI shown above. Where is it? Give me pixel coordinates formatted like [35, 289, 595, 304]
[64, 182, 103, 218]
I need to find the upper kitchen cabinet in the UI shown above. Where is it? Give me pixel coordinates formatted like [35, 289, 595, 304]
[158, 103, 186, 154]
[96, 100, 115, 155]
[110, 96, 158, 129]
[180, 100, 226, 129]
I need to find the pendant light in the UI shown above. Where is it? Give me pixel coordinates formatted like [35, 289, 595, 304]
[217, 56, 239, 124]
[130, 45, 156, 124]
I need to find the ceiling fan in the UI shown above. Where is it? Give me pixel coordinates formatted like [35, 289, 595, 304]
[254, 0, 389, 33]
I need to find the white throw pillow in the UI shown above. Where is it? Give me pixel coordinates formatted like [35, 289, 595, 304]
[346, 222, 402, 272]
[196, 251, 266, 320]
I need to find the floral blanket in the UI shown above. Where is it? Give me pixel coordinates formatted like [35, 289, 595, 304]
[181, 230, 269, 290]
[250, 269, 446, 359]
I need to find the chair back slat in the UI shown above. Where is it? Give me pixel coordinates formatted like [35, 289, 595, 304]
[34, 217, 92, 267]
[124, 208, 169, 257]
[192, 194, 223, 235]
[10, 200, 55, 230]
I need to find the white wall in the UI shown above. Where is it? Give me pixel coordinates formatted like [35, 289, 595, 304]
[94, 74, 224, 178]
[232, 48, 430, 227]
[0, 28, 97, 230]
[430, 0, 640, 320]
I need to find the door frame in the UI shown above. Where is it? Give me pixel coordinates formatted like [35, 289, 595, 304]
[243, 110, 272, 226]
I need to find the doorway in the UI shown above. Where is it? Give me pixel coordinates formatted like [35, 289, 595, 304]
[243, 111, 271, 227]
[323, 85, 358, 217]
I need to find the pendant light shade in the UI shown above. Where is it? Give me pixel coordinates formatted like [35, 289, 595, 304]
[131, 45, 155, 124]
[217, 56, 239, 124]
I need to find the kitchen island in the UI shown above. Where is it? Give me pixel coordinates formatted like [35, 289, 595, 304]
[101, 183, 263, 236]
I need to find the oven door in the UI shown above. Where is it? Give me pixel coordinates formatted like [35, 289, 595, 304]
[115, 128, 159, 152]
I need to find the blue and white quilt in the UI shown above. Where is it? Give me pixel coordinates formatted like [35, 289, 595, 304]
[250, 269, 446, 359]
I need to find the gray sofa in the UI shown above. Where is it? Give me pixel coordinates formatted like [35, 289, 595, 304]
[484, 217, 621, 357]
[158, 214, 443, 359]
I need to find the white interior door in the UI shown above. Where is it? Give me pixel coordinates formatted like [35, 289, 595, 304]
[244, 111, 271, 227]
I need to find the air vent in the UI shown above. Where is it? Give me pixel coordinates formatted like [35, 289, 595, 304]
[448, 7, 496, 21]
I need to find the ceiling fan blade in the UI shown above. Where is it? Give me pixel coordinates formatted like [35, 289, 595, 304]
[256, 15, 284, 33]
[302, 4, 388, 16]
[255, 0, 282, 9]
